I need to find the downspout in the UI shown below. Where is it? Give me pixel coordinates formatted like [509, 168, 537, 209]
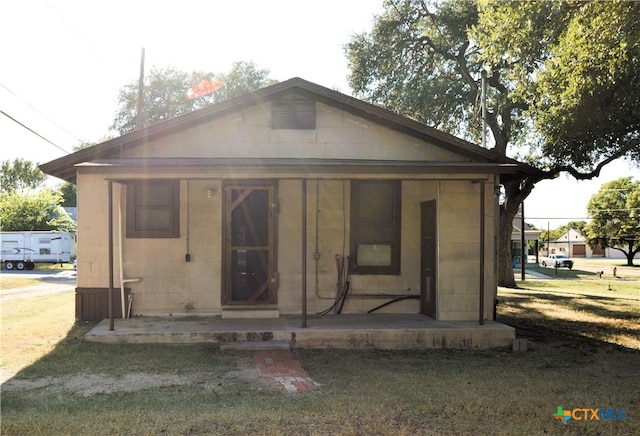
[301, 179, 307, 328]
[119, 185, 126, 319]
[108, 181, 114, 331]
[118, 184, 141, 319]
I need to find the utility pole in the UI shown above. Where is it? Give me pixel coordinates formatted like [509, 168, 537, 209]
[135, 48, 145, 130]
[481, 70, 487, 148]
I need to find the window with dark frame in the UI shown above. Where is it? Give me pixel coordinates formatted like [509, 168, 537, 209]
[126, 180, 180, 238]
[350, 180, 401, 274]
[271, 99, 316, 129]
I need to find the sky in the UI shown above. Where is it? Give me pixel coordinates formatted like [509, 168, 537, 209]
[1, 0, 637, 230]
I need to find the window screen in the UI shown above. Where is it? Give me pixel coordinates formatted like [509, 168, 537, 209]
[350, 180, 401, 274]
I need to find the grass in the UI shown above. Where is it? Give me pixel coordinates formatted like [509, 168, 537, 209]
[0, 277, 40, 290]
[1, 290, 75, 379]
[1, 273, 639, 435]
[519, 258, 639, 281]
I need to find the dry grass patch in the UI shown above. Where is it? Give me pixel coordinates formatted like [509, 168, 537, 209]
[500, 279, 640, 349]
[1, 290, 75, 382]
[0, 277, 40, 290]
[2, 280, 639, 435]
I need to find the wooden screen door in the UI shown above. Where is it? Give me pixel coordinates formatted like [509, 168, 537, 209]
[420, 200, 437, 318]
[223, 184, 276, 305]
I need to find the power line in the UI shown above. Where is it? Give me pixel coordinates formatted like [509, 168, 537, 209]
[1, 110, 71, 155]
[0, 83, 82, 143]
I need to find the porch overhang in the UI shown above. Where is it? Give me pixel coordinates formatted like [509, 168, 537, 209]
[76, 158, 522, 180]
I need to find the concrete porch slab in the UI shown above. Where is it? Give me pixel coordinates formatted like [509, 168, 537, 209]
[85, 314, 515, 350]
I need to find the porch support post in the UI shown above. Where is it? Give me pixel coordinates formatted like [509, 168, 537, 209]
[301, 179, 307, 328]
[520, 202, 525, 280]
[478, 181, 485, 325]
[108, 180, 115, 331]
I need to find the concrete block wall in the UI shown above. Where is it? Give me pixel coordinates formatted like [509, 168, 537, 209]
[127, 101, 466, 162]
[437, 180, 495, 321]
[77, 172, 498, 320]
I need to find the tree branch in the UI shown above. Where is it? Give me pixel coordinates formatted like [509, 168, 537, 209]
[540, 143, 638, 181]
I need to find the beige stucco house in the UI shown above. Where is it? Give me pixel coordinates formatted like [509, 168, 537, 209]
[41, 78, 535, 326]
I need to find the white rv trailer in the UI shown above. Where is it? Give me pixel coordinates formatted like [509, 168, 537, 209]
[1, 231, 76, 270]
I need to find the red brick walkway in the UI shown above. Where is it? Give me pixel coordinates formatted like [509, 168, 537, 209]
[254, 350, 320, 393]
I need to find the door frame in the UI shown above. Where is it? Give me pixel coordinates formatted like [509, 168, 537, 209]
[222, 180, 277, 305]
[420, 200, 437, 318]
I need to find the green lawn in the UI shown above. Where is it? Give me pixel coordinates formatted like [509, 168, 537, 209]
[2, 276, 639, 435]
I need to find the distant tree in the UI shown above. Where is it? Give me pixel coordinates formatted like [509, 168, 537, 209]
[585, 177, 640, 266]
[209, 61, 277, 103]
[58, 182, 77, 207]
[73, 141, 97, 152]
[0, 190, 76, 232]
[1, 158, 47, 193]
[111, 61, 277, 135]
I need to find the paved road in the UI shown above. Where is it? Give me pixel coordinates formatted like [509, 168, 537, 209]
[0, 269, 76, 301]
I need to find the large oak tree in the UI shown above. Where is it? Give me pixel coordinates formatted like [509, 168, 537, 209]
[346, 0, 639, 286]
[585, 177, 640, 266]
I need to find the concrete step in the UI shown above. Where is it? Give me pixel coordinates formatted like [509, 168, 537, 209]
[219, 340, 291, 352]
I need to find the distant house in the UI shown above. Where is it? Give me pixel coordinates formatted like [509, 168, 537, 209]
[545, 228, 638, 260]
[40, 78, 536, 328]
[511, 214, 542, 263]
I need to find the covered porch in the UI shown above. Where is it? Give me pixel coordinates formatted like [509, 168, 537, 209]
[85, 313, 515, 350]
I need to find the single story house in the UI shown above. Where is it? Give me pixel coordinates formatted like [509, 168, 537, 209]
[545, 228, 639, 260]
[40, 78, 536, 327]
[511, 214, 542, 264]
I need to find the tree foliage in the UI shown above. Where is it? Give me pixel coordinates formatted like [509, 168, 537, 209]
[346, 0, 640, 286]
[1, 158, 47, 193]
[585, 177, 640, 266]
[58, 182, 77, 207]
[111, 61, 276, 135]
[475, 0, 640, 170]
[0, 190, 76, 232]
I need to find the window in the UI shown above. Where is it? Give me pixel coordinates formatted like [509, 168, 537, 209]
[350, 180, 401, 274]
[271, 99, 316, 129]
[126, 180, 180, 238]
[2, 241, 18, 253]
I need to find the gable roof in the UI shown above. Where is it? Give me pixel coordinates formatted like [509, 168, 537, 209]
[554, 228, 586, 242]
[40, 77, 539, 183]
[511, 214, 542, 242]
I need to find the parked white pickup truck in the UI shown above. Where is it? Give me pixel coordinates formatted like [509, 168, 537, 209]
[540, 254, 574, 269]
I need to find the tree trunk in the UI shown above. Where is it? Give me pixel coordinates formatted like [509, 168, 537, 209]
[498, 199, 519, 288]
[625, 241, 638, 266]
[497, 178, 532, 288]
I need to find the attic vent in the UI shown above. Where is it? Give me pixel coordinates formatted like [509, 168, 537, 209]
[271, 100, 316, 129]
